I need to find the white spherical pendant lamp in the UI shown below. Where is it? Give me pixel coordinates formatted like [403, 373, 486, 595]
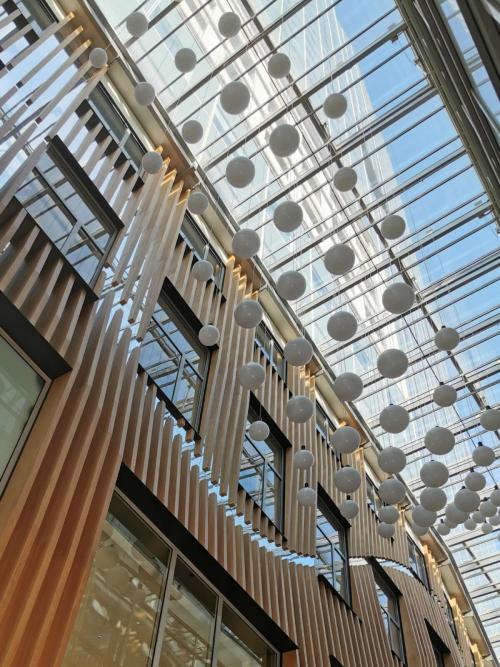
[226, 156, 255, 188]
[323, 92, 347, 119]
[464, 518, 477, 531]
[413, 524, 429, 537]
[286, 395, 314, 423]
[412, 505, 436, 528]
[284, 337, 313, 367]
[248, 420, 270, 441]
[269, 124, 300, 158]
[433, 383, 457, 407]
[327, 311, 357, 341]
[379, 478, 406, 505]
[382, 282, 415, 314]
[378, 446, 406, 475]
[276, 270, 306, 301]
[489, 514, 500, 526]
[182, 119, 203, 144]
[434, 326, 460, 351]
[333, 372, 363, 402]
[134, 81, 155, 106]
[465, 470, 486, 492]
[480, 408, 500, 431]
[268, 53, 291, 78]
[437, 522, 450, 536]
[234, 299, 263, 329]
[472, 443, 495, 467]
[126, 11, 148, 37]
[191, 259, 213, 282]
[379, 505, 399, 524]
[378, 522, 395, 539]
[333, 167, 357, 191]
[471, 510, 484, 524]
[334, 466, 361, 494]
[420, 460, 449, 487]
[220, 81, 250, 115]
[293, 446, 314, 471]
[89, 47, 108, 68]
[142, 151, 163, 174]
[238, 362, 265, 391]
[198, 325, 219, 347]
[175, 47, 197, 73]
[446, 504, 468, 524]
[273, 201, 303, 233]
[340, 498, 359, 520]
[377, 348, 408, 379]
[480, 500, 496, 518]
[379, 404, 409, 434]
[331, 426, 360, 454]
[218, 11, 241, 38]
[297, 484, 316, 508]
[481, 522, 493, 534]
[324, 243, 355, 275]
[380, 214, 406, 240]
[424, 426, 455, 455]
[490, 488, 500, 507]
[420, 487, 447, 512]
[232, 228, 260, 259]
[454, 488, 480, 513]
[187, 191, 209, 215]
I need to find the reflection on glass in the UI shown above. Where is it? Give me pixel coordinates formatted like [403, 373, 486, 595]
[63, 494, 169, 667]
[159, 559, 216, 666]
[316, 495, 350, 603]
[217, 604, 277, 666]
[0, 336, 45, 491]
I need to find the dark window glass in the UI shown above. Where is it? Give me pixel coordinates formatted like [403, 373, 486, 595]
[239, 409, 284, 530]
[407, 537, 429, 589]
[16, 147, 117, 285]
[140, 293, 208, 429]
[374, 572, 406, 664]
[316, 494, 350, 604]
[366, 476, 384, 518]
[255, 324, 286, 382]
[445, 597, 458, 641]
[432, 643, 445, 667]
[217, 603, 278, 666]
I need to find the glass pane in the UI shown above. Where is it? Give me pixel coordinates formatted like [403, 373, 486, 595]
[63, 494, 169, 667]
[0, 336, 45, 489]
[159, 559, 217, 666]
[217, 604, 277, 666]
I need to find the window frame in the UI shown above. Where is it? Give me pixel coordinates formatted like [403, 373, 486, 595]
[407, 536, 430, 590]
[316, 487, 351, 605]
[0, 330, 50, 496]
[366, 475, 384, 520]
[372, 565, 407, 665]
[444, 595, 458, 642]
[254, 323, 287, 383]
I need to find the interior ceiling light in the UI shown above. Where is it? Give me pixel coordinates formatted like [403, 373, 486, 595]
[420, 487, 447, 512]
[126, 11, 148, 37]
[220, 81, 250, 115]
[234, 299, 263, 328]
[424, 426, 455, 455]
[276, 270, 306, 300]
[198, 325, 220, 347]
[283, 337, 313, 367]
[218, 11, 241, 38]
[232, 228, 260, 259]
[378, 446, 406, 474]
[334, 466, 361, 493]
[412, 524, 429, 537]
[380, 214, 406, 240]
[297, 483, 316, 507]
[472, 510, 484, 523]
[481, 522, 493, 534]
[191, 259, 213, 282]
[340, 498, 359, 520]
[378, 505, 399, 524]
[434, 326, 460, 351]
[446, 504, 468, 524]
[323, 243, 355, 275]
[464, 470, 486, 492]
[269, 124, 301, 158]
[248, 420, 270, 441]
[379, 404, 409, 434]
[333, 372, 363, 402]
[268, 53, 291, 79]
[480, 499, 497, 517]
[238, 362, 266, 390]
[382, 282, 415, 314]
[420, 460, 449, 487]
[333, 167, 357, 191]
[377, 348, 408, 379]
[490, 488, 500, 506]
[134, 82, 155, 106]
[454, 488, 480, 513]
[331, 426, 360, 454]
[323, 92, 347, 119]
[286, 395, 314, 423]
[472, 443, 495, 467]
[142, 151, 163, 174]
[89, 47, 107, 68]
[411, 505, 437, 528]
[293, 446, 315, 470]
[379, 478, 406, 504]
[378, 522, 396, 539]
[187, 191, 209, 215]
[327, 311, 357, 341]
[174, 47, 197, 73]
[464, 518, 477, 531]
[182, 119, 203, 144]
[226, 156, 255, 188]
[480, 407, 500, 431]
[433, 383, 457, 407]
[437, 522, 450, 536]
[273, 201, 303, 232]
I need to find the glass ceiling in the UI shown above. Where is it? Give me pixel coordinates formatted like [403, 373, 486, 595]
[91, 0, 499, 657]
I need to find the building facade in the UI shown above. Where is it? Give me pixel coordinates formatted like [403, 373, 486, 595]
[0, 1, 497, 666]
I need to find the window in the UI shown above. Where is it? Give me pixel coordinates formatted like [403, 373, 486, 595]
[427, 622, 450, 667]
[15, 143, 119, 286]
[445, 597, 458, 642]
[140, 291, 209, 429]
[64, 493, 279, 667]
[407, 537, 429, 589]
[366, 476, 384, 518]
[182, 212, 225, 290]
[0, 334, 47, 495]
[239, 407, 284, 530]
[432, 644, 445, 667]
[255, 323, 286, 382]
[316, 491, 350, 604]
[373, 571, 406, 664]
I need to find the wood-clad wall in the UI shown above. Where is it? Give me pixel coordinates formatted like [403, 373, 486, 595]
[0, 4, 488, 666]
